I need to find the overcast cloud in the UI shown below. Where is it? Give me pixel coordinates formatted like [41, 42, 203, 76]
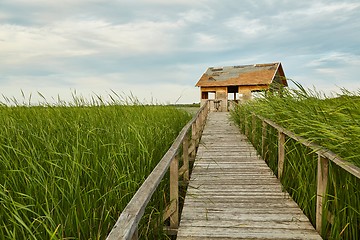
[1, 0, 359, 104]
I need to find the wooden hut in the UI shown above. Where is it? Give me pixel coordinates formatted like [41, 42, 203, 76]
[195, 62, 287, 111]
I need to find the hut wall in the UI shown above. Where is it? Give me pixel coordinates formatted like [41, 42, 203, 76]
[200, 86, 228, 112]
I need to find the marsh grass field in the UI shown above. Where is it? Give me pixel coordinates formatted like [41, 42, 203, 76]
[231, 84, 360, 239]
[0, 98, 192, 239]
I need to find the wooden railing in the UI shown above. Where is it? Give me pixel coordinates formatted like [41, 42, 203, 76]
[106, 101, 209, 240]
[243, 113, 360, 234]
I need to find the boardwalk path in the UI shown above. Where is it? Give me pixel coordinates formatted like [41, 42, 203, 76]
[177, 112, 321, 239]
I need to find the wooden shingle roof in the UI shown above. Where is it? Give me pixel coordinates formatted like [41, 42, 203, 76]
[195, 62, 287, 87]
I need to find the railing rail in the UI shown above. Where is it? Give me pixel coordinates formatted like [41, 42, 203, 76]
[106, 101, 209, 240]
[243, 112, 360, 234]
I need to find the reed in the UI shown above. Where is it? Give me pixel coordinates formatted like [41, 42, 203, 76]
[0, 97, 191, 239]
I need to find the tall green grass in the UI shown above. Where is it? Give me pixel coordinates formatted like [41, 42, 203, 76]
[0, 99, 191, 239]
[231, 84, 360, 239]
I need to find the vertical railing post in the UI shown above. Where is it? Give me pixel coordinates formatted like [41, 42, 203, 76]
[191, 122, 196, 158]
[195, 117, 200, 145]
[201, 107, 206, 131]
[199, 112, 202, 141]
[131, 229, 138, 240]
[201, 108, 208, 132]
[316, 154, 329, 234]
[182, 134, 189, 182]
[206, 100, 210, 116]
[244, 115, 249, 137]
[278, 131, 285, 179]
[169, 155, 179, 229]
[252, 114, 256, 144]
[261, 120, 267, 159]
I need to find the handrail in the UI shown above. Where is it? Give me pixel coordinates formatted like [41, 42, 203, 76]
[106, 101, 209, 240]
[255, 114, 360, 179]
[243, 112, 360, 235]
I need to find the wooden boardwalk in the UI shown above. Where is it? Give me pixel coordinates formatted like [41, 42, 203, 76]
[177, 112, 322, 240]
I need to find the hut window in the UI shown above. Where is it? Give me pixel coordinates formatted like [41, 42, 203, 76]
[201, 92, 209, 99]
[208, 92, 215, 100]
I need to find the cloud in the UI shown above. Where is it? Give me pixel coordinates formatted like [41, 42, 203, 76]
[179, 8, 213, 23]
[307, 52, 360, 68]
[142, 0, 207, 5]
[1, 0, 360, 103]
[299, 2, 360, 16]
[225, 16, 268, 37]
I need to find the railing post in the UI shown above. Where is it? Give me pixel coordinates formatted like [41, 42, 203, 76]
[316, 155, 329, 234]
[132, 228, 138, 240]
[196, 118, 200, 145]
[191, 122, 197, 158]
[261, 120, 267, 158]
[198, 111, 203, 136]
[169, 155, 179, 229]
[201, 107, 206, 131]
[278, 131, 285, 179]
[203, 106, 208, 129]
[252, 114, 256, 144]
[244, 115, 249, 137]
[191, 122, 196, 158]
[182, 134, 189, 182]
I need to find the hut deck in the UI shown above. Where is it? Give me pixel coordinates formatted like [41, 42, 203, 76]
[177, 112, 322, 240]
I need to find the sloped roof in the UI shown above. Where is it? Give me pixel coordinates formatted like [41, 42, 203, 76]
[196, 62, 287, 87]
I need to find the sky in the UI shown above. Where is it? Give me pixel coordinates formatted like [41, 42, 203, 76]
[1, 0, 360, 104]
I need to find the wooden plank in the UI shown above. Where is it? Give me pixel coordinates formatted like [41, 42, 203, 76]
[178, 227, 322, 239]
[179, 219, 316, 230]
[180, 207, 307, 215]
[180, 212, 312, 222]
[183, 201, 301, 209]
[177, 112, 321, 240]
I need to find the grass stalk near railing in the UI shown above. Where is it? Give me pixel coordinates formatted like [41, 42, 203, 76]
[230, 84, 360, 239]
[0, 97, 191, 239]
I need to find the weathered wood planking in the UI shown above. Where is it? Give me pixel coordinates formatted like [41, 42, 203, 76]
[177, 112, 322, 240]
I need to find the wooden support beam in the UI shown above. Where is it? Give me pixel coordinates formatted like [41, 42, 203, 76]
[169, 156, 179, 229]
[261, 120, 267, 158]
[188, 143, 196, 157]
[316, 155, 329, 234]
[163, 226, 178, 236]
[131, 228, 138, 240]
[191, 123, 197, 158]
[196, 118, 200, 145]
[182, 135, 189, 181]
[244, 115, 249, 137]
[178, 165, 186, 177]
[162, 200, 177, 222]
[278, 131, 285, 179]
[252, 114, 256, 144]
